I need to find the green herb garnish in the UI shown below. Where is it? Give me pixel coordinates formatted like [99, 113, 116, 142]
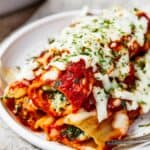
[54, 80, 62, 88]
[130, 23, 136, 31]
[103, 19, 112, 28]
[16, 66, 21, 70]
[92, 28, 98, 32]
[139, 123, 150, 127]
[139, 100, 146, 105]
[48, 37, 55, 44]
[26, 56, 38, 62]
[121, 101, 127, 109]
[134, 8, 139, 12]
[138, 61, 145, 70]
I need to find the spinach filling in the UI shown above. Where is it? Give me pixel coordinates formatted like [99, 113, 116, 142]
[41, 85, 69, 113]
[61, 125, 84, 140]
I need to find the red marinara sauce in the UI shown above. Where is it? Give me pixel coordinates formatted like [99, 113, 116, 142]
[57, 59, 94, 111]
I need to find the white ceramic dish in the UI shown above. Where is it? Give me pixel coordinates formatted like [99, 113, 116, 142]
[0, 10, 150, 150]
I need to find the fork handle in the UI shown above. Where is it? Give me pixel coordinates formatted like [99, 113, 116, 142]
[107, 138, 149, 145]
[107, 133, 150, 145]
[113, 142, 150, 150]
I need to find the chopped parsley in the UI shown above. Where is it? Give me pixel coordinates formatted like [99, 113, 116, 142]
[92, 19, 98, 23]
[138, 100, 146, 105]
[121, 101, 127, 109]
[103, 19, 112, 28]
[138, 60, 145, 70]
[26, 56, 38, 62]
[130, 23, 136, 32]
[54, 80, 62, 88]
[139, 24, 144, 30]
[81, 52, 90, 56]
[92, 28, 99, 32]
[99, 59, 106, 64]
[139, 123, 150, 127]
[134, 8, 139, 12]
[48, 37, 55, 44]
[16, 66, 21, 70]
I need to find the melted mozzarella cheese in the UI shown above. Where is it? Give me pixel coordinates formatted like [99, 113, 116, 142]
[16, 63, 37, 80]
[18, 69, 34, 80]
[113, 89, 139, 110]
[113, 52, 150, 112]
[126, 101, 139, 111]
[112, 111, 129, 135]
[50, 61, 67, 70]
[65, 109, 96, 123]
[110, 50, 130, 80]
[94, 73, 112, 91]
[113, 89, 135, 101]
[51, 7, 147, 54]
[42, 67, 59, 81]
[69, 55, 92, 68]
[134, 17, 148, 46]
[93, 86, 108, 122]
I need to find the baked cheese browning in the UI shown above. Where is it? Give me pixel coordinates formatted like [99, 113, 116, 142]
[2, 8, 150, 150]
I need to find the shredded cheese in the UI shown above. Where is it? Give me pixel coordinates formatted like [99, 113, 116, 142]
[93, 86, 108, 122]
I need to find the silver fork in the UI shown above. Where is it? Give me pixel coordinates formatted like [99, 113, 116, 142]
[106, 133, 150, 149]
[113, 142, 150, 150]
[107, 133, 150, 145]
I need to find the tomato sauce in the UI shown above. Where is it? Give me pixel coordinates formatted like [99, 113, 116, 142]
[57, 59, 94, 111]
[82, 93, 96, 111]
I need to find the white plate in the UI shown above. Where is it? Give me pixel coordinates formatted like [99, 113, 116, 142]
[0, 10, 150, 150]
